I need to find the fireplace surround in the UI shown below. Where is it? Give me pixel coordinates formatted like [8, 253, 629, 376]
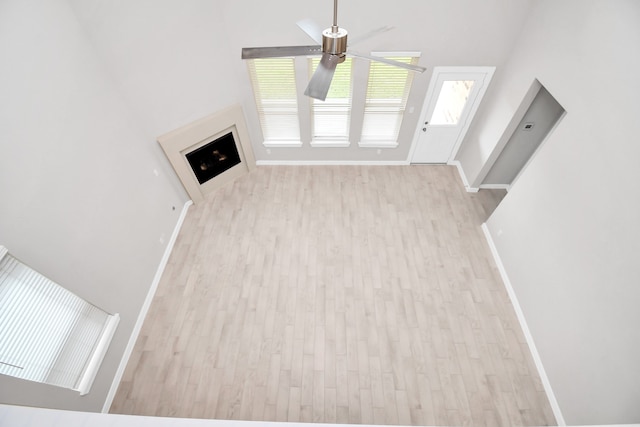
[158, 105, 256, 203]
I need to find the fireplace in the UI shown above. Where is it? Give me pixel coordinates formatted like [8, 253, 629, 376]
[185, 132, 241, 185]
[158, 105, 256, 204]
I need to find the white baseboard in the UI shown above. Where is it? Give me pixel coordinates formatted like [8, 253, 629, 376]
[481, 223, 565, 426]
[449, 160, 479, 192]
[255, 160, 410, 166]
[479, 183, 510, 191]
[102, 200, 193, 413]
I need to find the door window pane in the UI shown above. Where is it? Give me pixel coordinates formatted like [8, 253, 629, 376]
[430, 80, 475, 125]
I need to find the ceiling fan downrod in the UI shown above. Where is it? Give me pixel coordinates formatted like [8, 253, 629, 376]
[322, 0, 347, 61]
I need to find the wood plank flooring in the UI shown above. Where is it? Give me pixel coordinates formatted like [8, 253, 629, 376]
[110, 165, 555, 426]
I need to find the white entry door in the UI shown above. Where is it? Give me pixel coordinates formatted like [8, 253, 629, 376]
[410, 67, 495, 163]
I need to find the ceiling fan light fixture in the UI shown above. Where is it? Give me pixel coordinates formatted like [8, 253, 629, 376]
[322, 27, 348, 57]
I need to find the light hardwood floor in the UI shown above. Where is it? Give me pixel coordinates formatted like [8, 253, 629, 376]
[110, 165, 556, 426]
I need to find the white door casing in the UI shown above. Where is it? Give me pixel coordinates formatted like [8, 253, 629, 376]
[409, 67, 495, 164]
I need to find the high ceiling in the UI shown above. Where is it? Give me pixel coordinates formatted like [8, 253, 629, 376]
[67, 0, 535, 161]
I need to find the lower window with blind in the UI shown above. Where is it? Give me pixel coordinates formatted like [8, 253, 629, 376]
[0, 246, 119, 395]
[308, 56, 353, 147]
[246, 57, 302, 147]
[359, 52, 421, 148]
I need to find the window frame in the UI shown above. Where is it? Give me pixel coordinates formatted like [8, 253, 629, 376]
[247, 57, 303, 148]
[359, 51, 421, 148]
[308, 56, 354, 148]
[0, 246, 119, 395]
[245, 51, 422, 150]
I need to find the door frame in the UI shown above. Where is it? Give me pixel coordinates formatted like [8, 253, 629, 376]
[473, 79, 566, 192]
[408, 66, 495, 164]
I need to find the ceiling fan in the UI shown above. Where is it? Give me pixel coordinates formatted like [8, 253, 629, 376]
[241, 0, 426, 101]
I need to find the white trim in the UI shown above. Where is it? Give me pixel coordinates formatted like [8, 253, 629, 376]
[472, 79, 542, 188]
[447, 67, 495, 162]
[16, 404, 582, 427]
[481, 224, 566, 426]
[449, 160, 479, 192]
[310, 140, 350, 148]
[78, 313, 120, 396]
[357, 141, 399, 149]
[157, 105, 256, 205]
[262, 141, 303, 148]
[496, 109, 566, 191]
[102, 200, 193, 413]
[479, 183, 510, 191]
[255, 160, 410, 166]
[473, 80, 565, 190]
[408, 66, 496, 164]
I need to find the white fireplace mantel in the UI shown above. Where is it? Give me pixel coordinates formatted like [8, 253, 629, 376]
[158, 105, 256, 204]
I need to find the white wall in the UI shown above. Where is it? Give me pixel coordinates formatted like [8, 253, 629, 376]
[0, 0, 237, 412]
[67, 0, 242, 140]
[458, 1, 640, 424]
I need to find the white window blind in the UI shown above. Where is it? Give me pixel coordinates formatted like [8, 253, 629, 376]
[360, 54, 420, 146]
[0, 246, 119, 395]
[247, 58, 301, 146]
[309, 57, 353, 146]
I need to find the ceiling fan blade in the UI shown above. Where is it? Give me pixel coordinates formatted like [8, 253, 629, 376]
[304, 54, 340, 101]
[296, 18, 324, 45]
[348, 51, 426, 73]
[347, 25, 394, 46]
[242, 45, 321, 59]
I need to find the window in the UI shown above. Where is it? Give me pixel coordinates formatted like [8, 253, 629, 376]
[0, 246, 119, 395]
[246, 52, 421, 148]
[247, 58, 301, 147]
[309, 57, 353, 147]
[360, 53, 420, 147]
[430, 80, 475, 125]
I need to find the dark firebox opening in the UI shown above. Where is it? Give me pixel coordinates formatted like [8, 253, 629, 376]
[185, 132, 241, 185]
